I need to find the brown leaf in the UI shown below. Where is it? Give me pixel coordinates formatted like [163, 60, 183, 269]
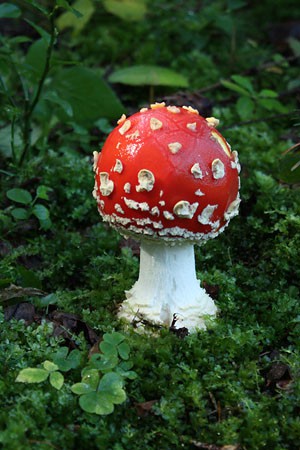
[202, 282, 220, 300]
[88, 338, 103, 359]
[169, 314, 189, 338]
[190, 441, 239, 450]
[266, 362, 291, 386]
[135, 400, 158, 417]
[4, 302, 36, 324]
[49, 311, 99, 347]
[0, 284, 45, 302]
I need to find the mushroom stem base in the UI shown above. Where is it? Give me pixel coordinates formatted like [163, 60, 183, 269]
[118, 241, 217, 331]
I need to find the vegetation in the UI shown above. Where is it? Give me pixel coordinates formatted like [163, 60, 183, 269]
[0, 0, 299, 448]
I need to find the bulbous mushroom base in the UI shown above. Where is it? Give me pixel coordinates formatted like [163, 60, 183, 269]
[118, 241, 217, 332]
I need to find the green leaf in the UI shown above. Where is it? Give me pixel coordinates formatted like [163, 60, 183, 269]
[103, 0, 147, 22]
[103, 332, 125, 346]
[49, 371, 64, 390]
[11, 208, 29, 220]
[0, 3, 21, 18]
[108, 65, 189, 87]
[117, 342, 130, 360]
[16, 265, 42, 289]
[91, 353, 119, 371]
[236, 96, 255, 121]
[81, 368, 100, 390]
[56, 0, 83, 17]
[258, 89, 278, 98]
[56, 0, 95, 35]
[25, 39, 48, 82]
[279, 153, 300, 184]
[39, 293, 58, 307]
[16, 368, 49, 383]
[52, 348, 82, 371]
[43, 91, 73, 117]
[43, 360, 59, 372]
[25, 0, 49, 14]
[25, 19, 51, 44]
[71, 382, 96, 395]
[221, 79, 250, 97]
[288, 37, 300, 57]
[98, 372, 126, 404]
[32, 204, 50, 221]
[258, 98, 287, 113]
[231, 75, 254, 94]
[53, 67, 124, 124]
[7, 188, 32, 205]
[79, 392, 114, 415]
[99, 341, 118, 357]
[36, 185, 52, 200]
[39, 218, 52, 230]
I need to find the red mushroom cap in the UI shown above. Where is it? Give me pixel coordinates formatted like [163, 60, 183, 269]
[93, 103, 240, 243]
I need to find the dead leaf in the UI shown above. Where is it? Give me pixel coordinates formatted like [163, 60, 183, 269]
[169, 314, 189, 338]
[4, 302, 36, 324]
[0, 284, 45, 302]
[202, 282, 220, 300]
[135, 400, 158, 417]
[49, 311, 99, 347]
[266, 362, 291, 386]
[190, 441, 239, 450]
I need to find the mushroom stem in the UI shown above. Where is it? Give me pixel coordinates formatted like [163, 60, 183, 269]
[118, 241, 217, 330]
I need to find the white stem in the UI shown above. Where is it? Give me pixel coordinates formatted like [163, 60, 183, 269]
[118, 241, 217, 331]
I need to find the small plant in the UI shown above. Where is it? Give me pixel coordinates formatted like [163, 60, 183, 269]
[4, 185, 52, 230]
[16, 332, 136, 416]
[221, 74, 287, 121]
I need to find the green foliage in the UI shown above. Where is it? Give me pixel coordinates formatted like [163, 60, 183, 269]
[0, 0, 124, 166]
[109, 65, 189, 88]
[16, 332, 135, 416]
[0, 0, 300, 448]
[103, 0, 148, 22]
[221, 75, 288, 120]
[1, 185, 52, 231]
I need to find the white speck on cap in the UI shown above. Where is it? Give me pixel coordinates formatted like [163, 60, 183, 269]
[150, 206, 160, 216]
[206, 117, 219, 127]
[117, 114, 126, 124]
[150, 102, 166, 109]
[212, 159, 225, 179]
[198, 204, 218, 225]
[136, 169, 155, 192]
[124, 197, 150, 211]
[163, 211, 175, 220]
[115, 204, 125, 214]
[99, 172, 114, 196]
[224, 195, 241, 220]
[126, 130, 140, 140]
[124, 182, 131, 193]
[113, 159, 123, 173]
[173, 201, 199, 219]
[167, 106, 181, 113]
[182, 105, 199, 114]
[191, 163, 203, 179]
[187, 122, 197, 131]
[93, 151, 99, 172]
[168, 142, 182, 154]
[119, 120, 131, 135]
[150, 117, 163, 130]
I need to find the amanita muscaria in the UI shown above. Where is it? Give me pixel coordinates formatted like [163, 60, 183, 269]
[93, 102, 241, 331]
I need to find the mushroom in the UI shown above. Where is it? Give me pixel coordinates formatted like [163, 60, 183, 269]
[93, 104, 241, 331]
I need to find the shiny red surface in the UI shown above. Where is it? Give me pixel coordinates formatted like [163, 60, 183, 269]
[94, 106, 240, 239]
